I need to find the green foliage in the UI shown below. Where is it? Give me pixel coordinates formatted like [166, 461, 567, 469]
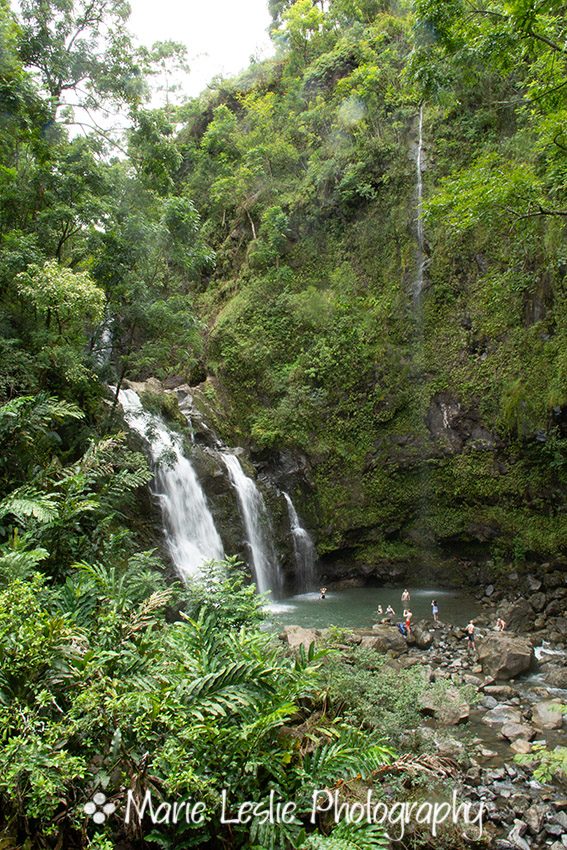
[0, 562, 393, 847]
[320, 646, 427, 743]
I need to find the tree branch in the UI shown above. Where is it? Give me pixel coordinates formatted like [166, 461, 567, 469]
[507, 205, 567, 220]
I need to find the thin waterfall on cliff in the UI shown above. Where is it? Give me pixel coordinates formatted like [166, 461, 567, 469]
[283, 492, 317, 592]
[414, 104, 425, 301]
[117, 388, 224, 578]
[221, 453, 283, 596]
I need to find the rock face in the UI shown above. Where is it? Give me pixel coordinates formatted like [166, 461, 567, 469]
[531, 700, 564, 730]
[360, 626, 407, 656]
[477, 633, 534, 680]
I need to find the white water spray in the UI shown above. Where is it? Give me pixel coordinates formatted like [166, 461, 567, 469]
[222, 453, 282, 595]
[117, 388, 224, 579]
[414, 104, 426, 300]
[283, 492, 317, 591]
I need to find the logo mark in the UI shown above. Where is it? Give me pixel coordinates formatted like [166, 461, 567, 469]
[83, 792, 117, 824]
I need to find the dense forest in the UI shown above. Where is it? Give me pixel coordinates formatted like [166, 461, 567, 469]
[0, 0, 565, 847]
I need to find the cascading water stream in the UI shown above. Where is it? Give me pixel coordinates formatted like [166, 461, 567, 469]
[221, 453, 283, 596]
[283, 492, 317, 592]
[117, 388, 224, 579]
[414, 104, 425, 301]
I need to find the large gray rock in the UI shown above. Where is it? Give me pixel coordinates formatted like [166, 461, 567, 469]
[501, 723, 535, 741]
[283, 626, 318, 651]
[477, 633, 534, 679]
[531, 700, 564, 729]
[482, 705, 523, 728]
[413, 622, 434, 649]
[542, 665, 567, 689]
[360, 625, 407, 656]
[500, 598, 534, 632]
[419, 686, 470, 726]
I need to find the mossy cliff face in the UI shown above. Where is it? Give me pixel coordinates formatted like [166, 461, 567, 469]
[172, 4, 566, 584]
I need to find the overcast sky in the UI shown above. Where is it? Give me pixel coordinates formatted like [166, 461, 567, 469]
[128, 0, 275, 97]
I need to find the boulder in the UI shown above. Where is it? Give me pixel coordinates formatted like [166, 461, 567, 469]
[500, 723, 535, 741]
[500, 598, 534, 632]
[531, 700, 564, 730]
[542, 665, 567, 689]
[477, 633, 534, 680]
[360, 625, 407, 656]
[419, 686, 470, 726]
[283, 626, 319, 651]
[510, 740, 532, 755]
[413, 622, 434, 649]
[530, 592, 547, 613]
[482, 705, 523, 728]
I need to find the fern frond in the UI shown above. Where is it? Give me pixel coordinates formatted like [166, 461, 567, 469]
[0, 489, 59, 524]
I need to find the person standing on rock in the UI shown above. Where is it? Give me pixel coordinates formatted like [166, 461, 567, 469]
[404, 608, 413, 634]
[431, 599, 439, 622]
[401, 589, 410, 605]
[466, 620, 476, 654]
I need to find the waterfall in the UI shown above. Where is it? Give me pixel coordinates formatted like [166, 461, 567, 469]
[117, 388, 224, 579]
[221, 453, 282, 596]
[283, 492, 317, 592]
[414, 104, 425, 301]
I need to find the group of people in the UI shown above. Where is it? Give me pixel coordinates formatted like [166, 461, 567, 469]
[319, 585, 505, 655]
[375, 589, 441, 635]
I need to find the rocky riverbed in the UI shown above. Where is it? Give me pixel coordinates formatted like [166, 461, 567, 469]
[280, 599, 567, 849]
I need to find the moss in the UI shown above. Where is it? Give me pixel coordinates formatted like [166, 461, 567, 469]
[139, 390, 187, 431]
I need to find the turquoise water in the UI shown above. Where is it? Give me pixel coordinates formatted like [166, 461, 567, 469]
[265, 586, 480, 630]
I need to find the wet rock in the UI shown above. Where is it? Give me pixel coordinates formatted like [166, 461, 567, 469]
[477, 633, 534, 680]
[482, 695, 499, 710]
[485, 584, 495, 597]
[283, 626, 319, 650]
[531, 700, 564, 729]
